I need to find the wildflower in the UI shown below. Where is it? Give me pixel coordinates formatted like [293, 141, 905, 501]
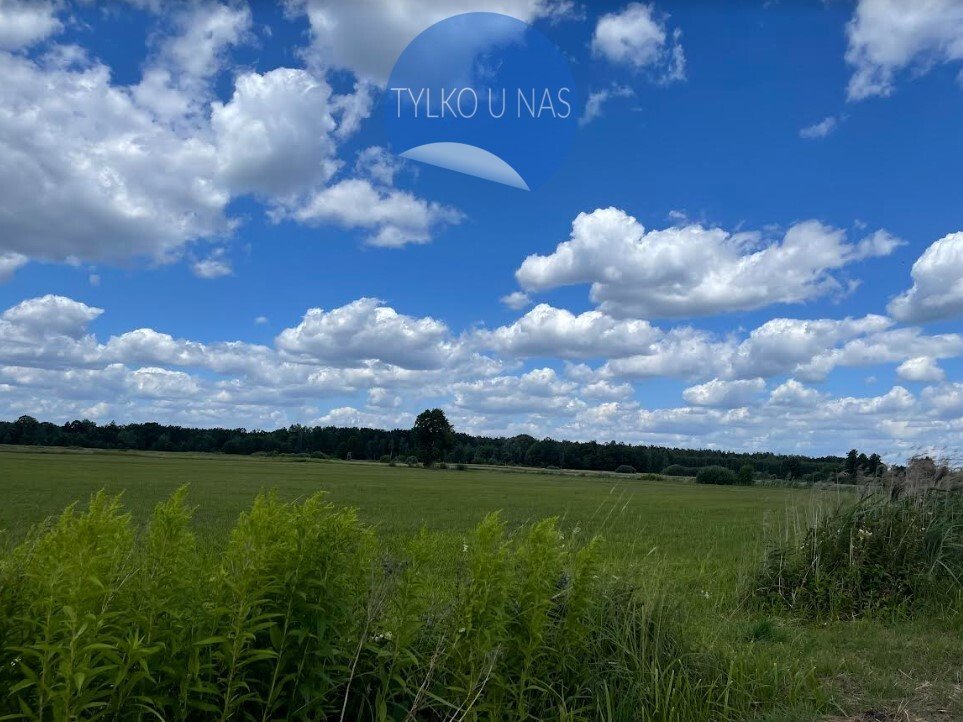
[857, 528, 872, 539]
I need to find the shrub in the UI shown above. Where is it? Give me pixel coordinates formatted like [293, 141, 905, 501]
[663, 464, 696, 477]
[405, 455, 418, 467]
[455, 462, 467, 470]
[695, 466, 739, 485]
[738, 464, 755, 485]
[0, 490, 789, 720]
[614, 464, 636, 474]
[379, 455, 392, 464]
[752, 490, 963, 619]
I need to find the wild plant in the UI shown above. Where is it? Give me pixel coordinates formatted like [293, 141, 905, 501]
[753, 487, 963, 618]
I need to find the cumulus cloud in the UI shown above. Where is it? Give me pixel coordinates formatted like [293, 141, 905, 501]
[211, 68, 341, 198]
[290, 179, 463, 247]
[0, 51, 231, 265]
[2, 295, 102, 338]
[289, 0, 576, 83]
[276, 298, 457, 370]
[515, 208, 902, 318]
[478, 303, 660, 359]
[682, 378, 766, 408]
[591, 3, 685, 81]
[888, 232, 963, 323]
[500, 291, 532, 311]
[846, 0, 963, 100]
[897, 356, 945, 382]
[0, 4, 460, 274]
[2, 294, 963, 458]
[0, 0, 62, 50]
[452, 367, 583, 415]
[190, 249, 233, 279]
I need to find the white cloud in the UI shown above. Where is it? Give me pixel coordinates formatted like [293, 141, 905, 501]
[799, 115, 838, 139]
[276, 297, 457, 369]
[452, 367, 583, 415]
[516, 208, 902, 318]
[0, 5, 460, 274]
[579, 84, 634, 126]
[846, 0, 963, 100]
[254, 315, 268, 325]
[289, 0, 576, 83]
[0, 0, 62, 50]
[2, 295, 102, 338]
[797, 326, 963, 381]
[683, 377, 765, 408]
[212, 68, 341, 198]
[729, 315, 892, 379]
[591, 3, 685, 81]
[768, 379, 824, 408]
[500, 291, 532, 311]
[354, 146, 404, 186]
[190, 249, 233, 279]
[897, 356, 945, 382]
[888, 231, 963, 323]
[0, 252, 28, 282]
[0, 51, 230, 265]
[1, 294, 963, 458]
[291, 179, 463, 247]
[479, 303, 660, 359]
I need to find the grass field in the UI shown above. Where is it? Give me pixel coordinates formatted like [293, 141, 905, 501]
[1, 445, 960, 720]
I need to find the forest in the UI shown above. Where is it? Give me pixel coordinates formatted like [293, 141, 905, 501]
[0, 415, 864, 480]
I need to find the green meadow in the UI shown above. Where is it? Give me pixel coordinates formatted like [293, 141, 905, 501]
[0, 446, 960, 720]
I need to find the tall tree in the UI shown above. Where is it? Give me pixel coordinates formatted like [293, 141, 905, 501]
[845, 449, 859, 479]
[412, 409, 455, 466]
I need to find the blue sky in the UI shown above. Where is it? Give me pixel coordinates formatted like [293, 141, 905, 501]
[1, 0, 962, 460]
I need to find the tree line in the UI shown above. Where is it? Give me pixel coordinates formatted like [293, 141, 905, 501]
[0, 413, 873, 481]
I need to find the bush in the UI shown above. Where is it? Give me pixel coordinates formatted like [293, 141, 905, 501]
[0, 490, 785, 721]
[753, 490, 963, 619]
[379, 454, 392, 463]
[663, 464, 696, 477]
[695, 466, 739, 485]
[455, 462, 467, 470]
[738, 464, 755, 485]
[405, 455, 418, 467]
[614, 465, 636, 474]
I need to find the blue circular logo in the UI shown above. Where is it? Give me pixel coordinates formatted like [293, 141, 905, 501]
[384, 12, 580, 191]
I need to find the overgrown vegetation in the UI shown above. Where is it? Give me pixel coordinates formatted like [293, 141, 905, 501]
[695, 466, 740, 486]
[753, 461, 963, 619]
[0, 489, 807, 721]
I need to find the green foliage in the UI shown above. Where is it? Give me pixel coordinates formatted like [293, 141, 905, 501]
[0, 490, 792, 721]
[0, 414, 854, 479]
[696, 466, 739, 485]
[614, 464, 636, 474]
[411, 408, 455, 466]
[753, 491, 963, 619]
[738, 464, 755, 485]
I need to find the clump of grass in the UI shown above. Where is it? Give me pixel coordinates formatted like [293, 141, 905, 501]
[0, 489, 810, 720]
[752, 489, 963, 619]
